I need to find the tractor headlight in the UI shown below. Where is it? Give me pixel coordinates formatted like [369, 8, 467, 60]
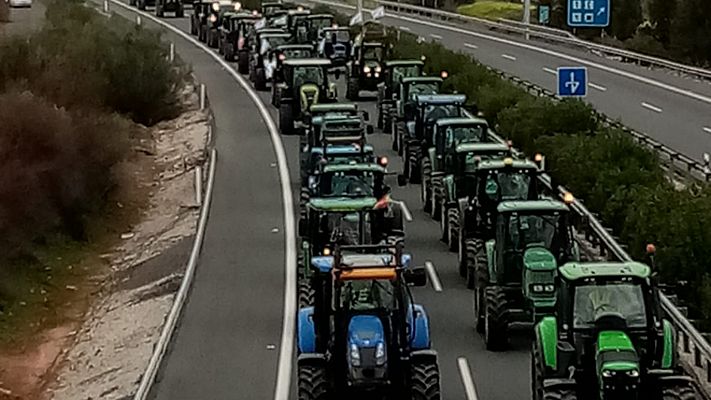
[211, 2, 219, 11]
[532, 284, 544, 293]
[209, 14, 217, 23]
[233, 1, 241, 11]
[375, 342, 386, 365]
[374, 65, 382, 73]
[544, 284, 555, 293]
[363, 65, 371, 73]
[626, 370, 639, 378]
[374, 72, 380, 78]
[349, 343, 361, 367]
[601, 370, 614, 378]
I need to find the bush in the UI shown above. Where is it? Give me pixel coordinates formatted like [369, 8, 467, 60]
[0, 0, 9, 22]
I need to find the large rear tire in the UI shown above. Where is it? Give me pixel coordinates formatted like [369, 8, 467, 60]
[346, 76, 359, 100]
[411, 360, 441, 400]
[255, 68, 267, 91]
[280, 102, 294, 135]
[175, 3, 184, 17]
[447, 208, 458, 252]
[238, 51, 249, 74]
[484, 286, 508, 351]
[155, 2, 163, 17]
[297, 364, 330, 400]
[431, 176, 442, 220]
[661, 382, 698, 400]
[383, 105, 392, 134]
[461, 238, 478, 278]
[408, 145, 422, 184]
[298, 278, 314, 308]
[421, 159, 432, 213]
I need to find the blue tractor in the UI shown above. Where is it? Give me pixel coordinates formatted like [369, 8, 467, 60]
[297, 244, 441, 400]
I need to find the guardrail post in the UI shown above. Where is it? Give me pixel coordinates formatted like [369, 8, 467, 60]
[707, 360, 711, 383]
[195, 166, 203, 206]
[696, 347, 702, 367]
[103, 0, 109, 13]
[169, 42, 175, 63]
[136, 15, 142, 25]
[199, 84, 206, 110]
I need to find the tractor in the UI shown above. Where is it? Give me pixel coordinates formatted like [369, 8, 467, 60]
[249, 31, 291, 90]
[317, 27, 352, 67]
[296, 244, 441, 400]
[189, 0, 212, 36]
[390, 76, 443, 155]
[219, 12, 261, 63]
[285, 8, 312, 42]
[473, 199, 580, 350]
[204, 1, 242, 48]
[532, 258, 698, 400]
[278, 59, 338, 135]
[346, 41, 388, 100]
[306, 103, 362, 147]
[269, 44, 315, 106]
[399, 94, 468, 184]
[376, 60, 424, 134]
[304, 14, 335, 45]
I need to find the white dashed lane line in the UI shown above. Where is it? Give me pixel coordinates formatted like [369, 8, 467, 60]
[589, 82, 608, 92]
[457, 357, 480, 400]
[543, 67, 557, 74]
[429, 33, 442, 40]
[703, 127, 711, 135]
[641, 102, 663, 113]
[424, 261, 443, 292]
[464, 42, 478, 50]
[501, 54, 517, 61]
[399, 26, 411, 31]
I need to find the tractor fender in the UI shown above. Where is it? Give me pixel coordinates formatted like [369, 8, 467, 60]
[536, 316, 558, 371]
[406, 121, 416, 137]
[542, 378, 577, 392]
[297, 352, 328, 367]
[443, 175, 455, 205]
[408, 304, 431, 350]
[661, 319, 676, 369]
[485, 240, 496, 278]
[410, 349, 438, 365]
[428, 147, 437, 171]
[297, 306, 316, 354]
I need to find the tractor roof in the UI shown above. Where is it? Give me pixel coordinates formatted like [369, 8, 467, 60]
[322, 26, 350, 32]
[311, 144, 374, 155]
[386, 60, 424, 67]
[497, 200, 570, 214]
[311, 103, 358, 113]
[276, 44, 314, 50]
[402, 76, 443, 84]
[455, 142, 510, 154]
[322, 163, 386, 173]
[307, 13, 333, 19]
[257, 28, 287, 34]
[262, 2, 284, 6]
[288, 9, 311, 15]
[231, 13, 261, 20]
[261, 33, 292, 39]
[308, 196, 378, 212]
[415, 94, 467, 105]
[283, 58, 332, 67]
[560, 261, 651, 281]
[363, 41, 386, 47]
[435, 117, 488, 127]
[477, 159, 538, 171]
[311, 253, 412, 273]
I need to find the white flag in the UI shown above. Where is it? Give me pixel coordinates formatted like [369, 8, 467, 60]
[349, 11, 363, 26]
[371, 6, 385, 20]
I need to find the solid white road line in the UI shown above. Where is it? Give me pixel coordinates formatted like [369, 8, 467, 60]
[501, 54, 517, 61]
[104, 3, 297, 400]
[424, 261, 443, 292]
[589, 82, 608, 92]
[464, 43, 478, 50]
[543, 67, 557, 74]
[642, 102, 663, 113]
[703, 127, 711, 135]
[457, 357, 480, 400]
[399, 25, 411, 31]
[430, 33, 442, 40]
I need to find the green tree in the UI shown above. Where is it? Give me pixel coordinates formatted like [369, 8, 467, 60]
[647, 0, 676, 45]
[670, 0, 711, 64]
[609, 0, 643, 40]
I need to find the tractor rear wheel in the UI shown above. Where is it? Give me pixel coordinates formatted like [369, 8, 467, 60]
[531, 344, 545, 400]
[279, 102, 294, 135]
[661, 382, 697, 400]
[484, 286, 508, 351]
[297, 364, 330, 400]
[408, 146, 422, 184]
[377, 103, 384, 129]
[155, 3, 164, 17]
[465, 239, 483, 289]
[346, 76, 359, 100]
[542, 388, 577, 400]
[383, 106, 392, 134]
[175, 3, 184, 17]
[190, 20, 196, 35]
[238, 52, 249, 74]
[421, 159, 432, 213]
[439, 204, 448, 243]
[255, 68, 267, 91]
[298, 278, 314, 308]
[461, 238, 478, 278]
[431, 176, 442, 220]
[472, 251, 489, 333]
[447, 208, 458, 252]
[410, 359, 441, 400]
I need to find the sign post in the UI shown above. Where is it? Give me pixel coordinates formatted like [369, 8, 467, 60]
[557, 67, 588, 97]
[567, 0, 610, 27]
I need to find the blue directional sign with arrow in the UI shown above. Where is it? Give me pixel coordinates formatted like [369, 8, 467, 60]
[557, 67, 587, 97]
[567, 0, 610, 27]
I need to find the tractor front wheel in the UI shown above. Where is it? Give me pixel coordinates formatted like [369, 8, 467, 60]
[431, 177, 442, 220]
[531, 344, 545, 400]
[439, 204, 448, 243]
[461, 238, 479, 278]
[279, 103, 294, 135]
[484, 286, 508, 351]
[298, 278, 314, 308]
[175, 3, 184, 17]
[383, 105, 392, 134]
[155, 2, 163, 17]
[447, 208, 458, 252]
[410, 359, 441, 400]
[297, 364, 330, 400]
[421, 159, 432, 213]
[255, 68, 267, 91]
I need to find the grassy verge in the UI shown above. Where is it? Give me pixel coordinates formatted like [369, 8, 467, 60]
[457, 0, 536, 22]
[0, 0, 187, 343]
[0, 0, 9, 22]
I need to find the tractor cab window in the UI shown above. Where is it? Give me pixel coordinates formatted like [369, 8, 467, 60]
[507, 213, 561, 251]
[363, 46, 384, 62]
[325, 212, 372, 246]
[294, 66, 325, 87]
[284, 48, 312, 58]
[445, 125, 485, 146]
[406, 83, 439, 100]
[270, 15, 287, 27]
[310, 18, 332, 31]
[327, 171, 375, 197]
[573, 281, 647, 329]
[392, 66, 420, 84]
[423, 104, 460, 124]
[341, 279, 396, 311]
[328, 30, 350, 43]
[483, 171, 532, 201]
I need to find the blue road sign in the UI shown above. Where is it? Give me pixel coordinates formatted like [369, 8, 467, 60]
[557, 67, 587, 97]
[567, 0, 610, 27]
[538, 5, 550, 25]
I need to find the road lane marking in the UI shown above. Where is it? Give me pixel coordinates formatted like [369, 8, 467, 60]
[642, 102, 663, 113]
[543, 67, 557, 74]
[424, 261, 442, 292]
[430, 33, 442, 40]
[457, 357, 480, 400]
[464, 42, 478, 50]
[703, 127, 711, 135]
[399, 25, 411, 31]
[501, 54, 517, 61]
[104, 3, 298, 400]
[589, 82, 607, 91]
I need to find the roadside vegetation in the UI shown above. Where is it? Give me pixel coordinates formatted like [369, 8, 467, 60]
[0, 0, 186, 341]
[0, 0, 9, 22]
[457, 0, 536, 22]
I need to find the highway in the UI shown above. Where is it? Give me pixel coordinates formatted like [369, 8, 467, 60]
[310, 0, 711, 164]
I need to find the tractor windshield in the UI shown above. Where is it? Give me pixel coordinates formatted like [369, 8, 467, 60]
[269, 15, 287, 27]
[445, 125, 486, 145]
[326, 212, 372, 246]
[573, 282, 647, 329]
[392, 66, 420, 83]
[363, 46, 384, 61]
[326, 30, 350, 42]
[294, 66, 325, 87]
[310, 18, 333, 31]
[260, 36, 289, 54]
[407, 83, 439, 99]
[341, 279, 396, 311]
[326, 171, 375, 197]
[483, 171, 532, 201]
[507, 213, 561, 251]
[424, 104, 461, 124]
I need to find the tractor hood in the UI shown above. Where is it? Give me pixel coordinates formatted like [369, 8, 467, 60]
[522, 247, 557, 310]
[300, 83, 320, 112]
[347, 315, 387, 369]
[596, 330, 641, 395]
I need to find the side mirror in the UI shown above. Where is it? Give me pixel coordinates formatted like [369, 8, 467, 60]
[404, 267, 427, 287]
[397, 174, 408, 186]
[298, 218, 308, 237]
[362, 111, 370, 121]
[367, 125, 374, 134]
[464, 104, 479, 116]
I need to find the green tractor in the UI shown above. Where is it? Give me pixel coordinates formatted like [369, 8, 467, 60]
[474, 199, 579, 350]
[345, 22, 389, 100]
[278, 59, 338, 135]
[532, 259, 697, 400]
[390, 76, 443, 155]
[269, 44, 315, 106]
[304, 14, 335, 45]
[305, 103, 362, 148]
[219, 12, 261, 63]
[376, 60, 425, 134]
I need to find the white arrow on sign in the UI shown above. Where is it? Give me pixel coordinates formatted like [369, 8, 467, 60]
[597, 7, 605, 16]
[565, 72, 580, 93]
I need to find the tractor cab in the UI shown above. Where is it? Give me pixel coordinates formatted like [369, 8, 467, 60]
[309, 163, 389, 200]
[220, 12, 261, 63]
[203, 1, 241, 47]
[318, 27, 352, 66]
[391, 76, 443, 152]
[346, 41, 388, 99]
[269, 44, 315, 106]
[278, 59, 338, 135]
[532, 260, 696, 400]
[261, 1, 285, 18]
[376, 60, 425, 134]
[474, 199, 579, 350]
[297, 244, 441, 399]
[250, 31, 291, 89]
[305, 14, 335, 44]
[286, 9, 312, 42]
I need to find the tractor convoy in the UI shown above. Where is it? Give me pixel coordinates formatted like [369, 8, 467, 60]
[135, 0, 700, 398]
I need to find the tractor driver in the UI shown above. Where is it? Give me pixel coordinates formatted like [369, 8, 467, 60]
[330, 173, 374, 197]
[342, 279, 394, 312]
[574, 283, 647, 328]
[294, 66, 324, 88]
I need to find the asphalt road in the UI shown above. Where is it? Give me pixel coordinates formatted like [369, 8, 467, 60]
[1, 1, 45, 36]
[312, 1, 711, 164]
